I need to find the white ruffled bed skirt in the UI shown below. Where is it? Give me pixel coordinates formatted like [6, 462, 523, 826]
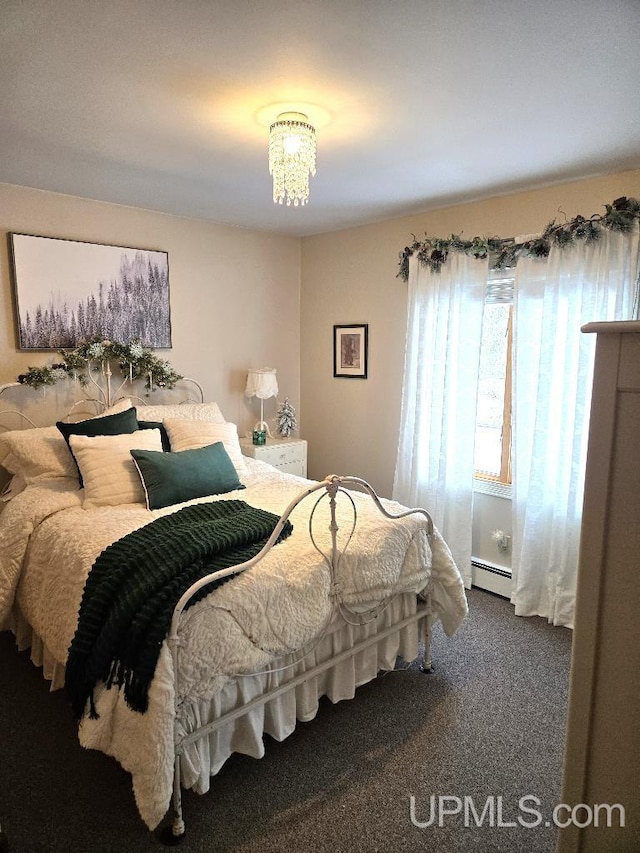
[5, 605, 67, 689]
[176, 593, 423, 794]
[5, 593, 425, 796]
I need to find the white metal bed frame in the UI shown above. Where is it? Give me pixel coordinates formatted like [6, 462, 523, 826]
[0, 371, 438, 846]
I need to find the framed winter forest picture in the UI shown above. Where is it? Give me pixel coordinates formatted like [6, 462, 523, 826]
[9, 233, 172, 350]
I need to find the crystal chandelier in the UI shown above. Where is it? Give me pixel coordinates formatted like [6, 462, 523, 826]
[268, 112, 316, 206]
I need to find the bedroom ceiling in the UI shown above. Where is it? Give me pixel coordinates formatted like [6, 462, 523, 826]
[1, 0, 640, 238]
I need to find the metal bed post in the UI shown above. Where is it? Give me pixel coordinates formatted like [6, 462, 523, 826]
[420, 606, 436, 674]
[159, 628, 187, 846]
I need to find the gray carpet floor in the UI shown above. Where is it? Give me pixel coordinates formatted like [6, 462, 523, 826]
[0, 588, 572, 853]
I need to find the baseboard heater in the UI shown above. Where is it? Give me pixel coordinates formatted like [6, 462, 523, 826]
[471, 558, 511, 579]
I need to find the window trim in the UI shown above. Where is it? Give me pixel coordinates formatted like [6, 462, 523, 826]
[473, 476, 512, 499]
[474, 271, 514, 486]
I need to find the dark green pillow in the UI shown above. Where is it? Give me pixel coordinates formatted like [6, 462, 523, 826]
[137, 420, 171, 452]
[130, 441, 245, 510]
[57, 407, 140, 485]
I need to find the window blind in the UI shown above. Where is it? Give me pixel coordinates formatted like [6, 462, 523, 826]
[486, 269, 514, 304]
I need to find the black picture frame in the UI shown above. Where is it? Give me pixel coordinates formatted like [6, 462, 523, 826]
[9, 233, 172, 351]
[333, 323, 368, 379]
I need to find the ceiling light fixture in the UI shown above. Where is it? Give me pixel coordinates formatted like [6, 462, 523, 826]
[268, 111, 316, 207]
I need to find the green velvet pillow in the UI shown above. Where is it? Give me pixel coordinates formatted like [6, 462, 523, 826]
[137, 420, 171, 452]
[57, 407, 140, 485]
[130, 441, 245, 510]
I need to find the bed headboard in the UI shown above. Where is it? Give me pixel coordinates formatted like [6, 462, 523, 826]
[0, 369, 204, 432]
[0, 365, 205, 501]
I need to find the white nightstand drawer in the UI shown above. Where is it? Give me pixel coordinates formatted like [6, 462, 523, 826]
[240, 438, 307, 478]
[269, 443, 302, 465]
[273, 456, 306, 476]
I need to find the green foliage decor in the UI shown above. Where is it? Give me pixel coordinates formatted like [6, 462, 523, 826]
[16, 364, 68, 390]
[397, 196, 640, 281]
[17, 338, 181, 391]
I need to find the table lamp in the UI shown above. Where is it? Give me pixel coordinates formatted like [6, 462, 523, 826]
[245, 368, 278, 443]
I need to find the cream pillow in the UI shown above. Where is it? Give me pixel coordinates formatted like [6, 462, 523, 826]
[0, 426, 78, 484]
[69, 429, 163, 508]
[97, 397, 135, 417]
[135, 402, 225, 423]
[163, 419, 248, 475]
[63, 397, 135, 422]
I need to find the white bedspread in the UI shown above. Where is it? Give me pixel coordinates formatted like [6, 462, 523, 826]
[0, 459, 467, 829]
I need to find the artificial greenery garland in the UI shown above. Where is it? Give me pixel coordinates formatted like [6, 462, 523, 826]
[17, 337, 182, 391]
[397, 196, 640, 281]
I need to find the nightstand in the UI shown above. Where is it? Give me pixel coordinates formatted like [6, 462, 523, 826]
[240, 436, 307, 477]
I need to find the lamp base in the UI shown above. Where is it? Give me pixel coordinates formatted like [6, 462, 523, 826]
[252, 427, 266, 446]
[252, 420, 274, 440]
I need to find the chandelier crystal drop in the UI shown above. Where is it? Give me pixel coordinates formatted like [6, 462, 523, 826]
[268, 111, 316, 206]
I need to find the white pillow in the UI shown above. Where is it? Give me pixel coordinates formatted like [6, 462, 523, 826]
[69, 429, 163, 508]
[163, 419, 248, 475]
[63, 397, 135, 422]
[135, 402, 225, 423]
[97, 397, 135, 417]
[0, 426, 78, 484]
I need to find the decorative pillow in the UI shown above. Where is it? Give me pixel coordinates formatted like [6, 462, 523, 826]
[66, 397, 136, 422]
[57, 407, 140, 486]
[134, 402, 226, 423]
[99, 397, 135, 416]
[131, 442, 245, 510]
[0, 426, 78, 484]
[163, 419, 248, 475]
[69, 429, 163, 508]
[137, 420, 171, 452]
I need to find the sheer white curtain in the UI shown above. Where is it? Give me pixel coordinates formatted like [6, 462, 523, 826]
[393, 252, 488, 587]
[512, 227, 640, 627]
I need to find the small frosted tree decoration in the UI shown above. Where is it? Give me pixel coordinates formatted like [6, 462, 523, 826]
[276, 397, 297, 438]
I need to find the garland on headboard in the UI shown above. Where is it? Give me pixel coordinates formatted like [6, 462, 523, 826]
[17, 337, 182, 391]
[397, 196, 640, 281]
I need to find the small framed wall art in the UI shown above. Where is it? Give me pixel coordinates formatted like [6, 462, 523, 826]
[9, 233, 172, 350]
[333, 323, 368, 379]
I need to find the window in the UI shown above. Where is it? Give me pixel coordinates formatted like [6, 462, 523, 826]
[474, 271, 513, 484]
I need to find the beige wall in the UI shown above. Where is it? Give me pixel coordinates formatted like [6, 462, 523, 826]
[0, 184, 301, 434]
[300, 170, 640, 495]
[4, 171, 640, 485]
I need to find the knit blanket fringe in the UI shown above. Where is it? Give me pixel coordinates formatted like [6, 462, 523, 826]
[64, 500, 293, 719]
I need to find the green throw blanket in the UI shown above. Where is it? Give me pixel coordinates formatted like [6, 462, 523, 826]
[65, 500, 293, 719]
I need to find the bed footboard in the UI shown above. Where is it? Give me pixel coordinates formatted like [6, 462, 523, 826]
[162, 475, 435, 844]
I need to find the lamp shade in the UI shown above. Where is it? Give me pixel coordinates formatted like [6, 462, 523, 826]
[245, 368, 278, 400]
